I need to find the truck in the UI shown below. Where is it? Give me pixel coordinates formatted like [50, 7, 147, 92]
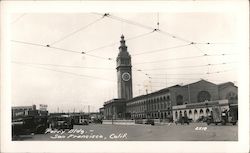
[49, 115, 74, 130]
[12, 114, 49, 138]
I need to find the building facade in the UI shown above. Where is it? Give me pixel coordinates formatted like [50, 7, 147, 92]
[126, 88, 172, 120]
[126, 79, 238, 121]
[102, 36, 238, 122]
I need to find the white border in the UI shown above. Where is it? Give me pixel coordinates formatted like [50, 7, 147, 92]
[1, 1, 249, 153]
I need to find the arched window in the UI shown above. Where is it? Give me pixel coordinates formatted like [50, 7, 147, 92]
[167, 96, 170, 100]
[176, 95, 184, 105]
[197, 91, 211, 102]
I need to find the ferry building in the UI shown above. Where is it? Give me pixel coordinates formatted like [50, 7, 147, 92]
[102, 35, 238, 122]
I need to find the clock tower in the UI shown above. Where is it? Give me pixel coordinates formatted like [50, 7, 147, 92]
[116, 35, 133, 100]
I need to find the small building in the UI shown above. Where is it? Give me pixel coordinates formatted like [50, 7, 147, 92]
[12, 104, 49, 119]
[172, 99, 230, 122]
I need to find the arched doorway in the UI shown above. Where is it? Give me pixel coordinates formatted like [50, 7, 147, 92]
[206, 108, 210, 116]
[184, 110, 187, 117]
[179, 111, 183, 120]
[188, 110, 192, 119]
[194, 109, 198, 121]
[200, 109, 204, 116]
[197, 91, 211, 102]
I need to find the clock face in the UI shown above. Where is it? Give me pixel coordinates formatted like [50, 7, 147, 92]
[122, 72, 131, 81]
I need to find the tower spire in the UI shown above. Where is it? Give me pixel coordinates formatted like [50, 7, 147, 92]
[116, 35, 133, 100]
[119, 34, 127, 51]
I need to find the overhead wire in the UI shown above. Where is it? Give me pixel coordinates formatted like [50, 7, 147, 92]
[11, 40, 114, 61]
[133, 53, 237, 65]
[49, 16, 104, 46]
[85, 30, 155, 53]
[132, 43, 192, 56]
[146, 68, 236, 76]
[138, 61, 238, 71]
[92, 13, 194, 44]
[13, 62, 116, 83]
[11, 40, 153, 81]
[12, 61, 114, 70]
[12, 13, 238, 89]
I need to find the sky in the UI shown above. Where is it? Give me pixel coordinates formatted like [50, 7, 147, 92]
[10, 12, 241, 113]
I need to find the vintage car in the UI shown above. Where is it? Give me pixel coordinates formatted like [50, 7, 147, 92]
[12, 115, 48, 138]
[50, 115, 74, 130]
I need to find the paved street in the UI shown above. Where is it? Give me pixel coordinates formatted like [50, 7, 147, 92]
[15, 123, 237, 141]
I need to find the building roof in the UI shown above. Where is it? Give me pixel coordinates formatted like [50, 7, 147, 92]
[182, 79, 217, 87]
[218, 81, 237, 89]
[127, 84, 181, 102]
[127, 79, 237, 103]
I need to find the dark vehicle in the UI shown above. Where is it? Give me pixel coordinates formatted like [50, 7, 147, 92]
[145, 119, 155, 125]
[50, 115, 73, 130]
[12, 115, 48, 137]
[175, 116, 189, 125]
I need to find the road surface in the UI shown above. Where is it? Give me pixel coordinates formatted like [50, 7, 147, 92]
[14, 122, 237, 141]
